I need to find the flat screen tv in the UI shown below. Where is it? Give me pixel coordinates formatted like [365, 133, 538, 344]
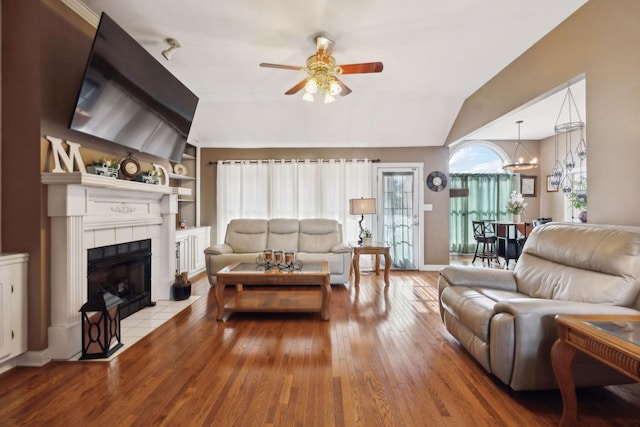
[69, 13, 198, 163]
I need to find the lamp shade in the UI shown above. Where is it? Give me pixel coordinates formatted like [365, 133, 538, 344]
[349, 198, 376, 215]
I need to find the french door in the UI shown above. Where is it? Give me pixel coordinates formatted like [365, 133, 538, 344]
[375, 164, 422, 269]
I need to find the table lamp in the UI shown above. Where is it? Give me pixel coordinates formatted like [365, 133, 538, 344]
[349, 197, 376, 244]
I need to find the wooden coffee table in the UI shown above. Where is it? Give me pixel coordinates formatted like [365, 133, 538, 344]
[551, 314, 640, 426]
[215, 261, 331, 320]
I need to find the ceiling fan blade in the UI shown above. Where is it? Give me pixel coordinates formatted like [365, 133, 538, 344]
[335, 78, 352, 96]
[260, 63, 305, 71]
[285, 79, 307, 95]
[338, 62, 384, 74]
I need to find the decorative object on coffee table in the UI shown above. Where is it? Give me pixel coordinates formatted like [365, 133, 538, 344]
[257, 249, 303, 272]
[172, 271, 191, 301]
[278, 251, 303, 272]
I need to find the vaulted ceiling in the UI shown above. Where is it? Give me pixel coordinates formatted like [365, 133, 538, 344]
[75, 0, 588, 148]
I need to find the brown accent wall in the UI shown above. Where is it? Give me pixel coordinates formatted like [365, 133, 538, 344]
[2, 0, 47, 351]
[446, 0, 640, 226]
[1, 0, 172, 352]
[199, 146, 451, 267]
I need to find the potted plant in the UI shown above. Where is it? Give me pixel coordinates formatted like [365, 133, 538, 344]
[172, 271, 191, 301]
[505, 191, 527, 223]
[362, 228, 373, 246]
[568, 191, 587, 222]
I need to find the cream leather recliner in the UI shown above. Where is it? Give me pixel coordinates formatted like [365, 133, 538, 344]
[205, 218, 353, 285]
[438, 223, 640, 391]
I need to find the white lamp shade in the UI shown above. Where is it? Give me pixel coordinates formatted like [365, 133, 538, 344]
[349, 198, 376, 215]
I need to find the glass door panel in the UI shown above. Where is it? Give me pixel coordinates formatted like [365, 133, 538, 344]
[377, 168, 419, 269]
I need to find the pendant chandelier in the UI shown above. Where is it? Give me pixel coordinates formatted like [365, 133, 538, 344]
[549, 86, 586, 198]
[503, 120, 538, 171]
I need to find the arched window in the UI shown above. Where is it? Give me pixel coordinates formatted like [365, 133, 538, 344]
[449, 142, 515, 253]
[449, 141, 509, 173]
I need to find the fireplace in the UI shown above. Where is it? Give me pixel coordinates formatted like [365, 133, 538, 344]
[87, 239, 153, 319]
[43, 172, 183, 360]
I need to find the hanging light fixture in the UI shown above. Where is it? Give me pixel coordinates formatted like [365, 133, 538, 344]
[550, 85, 586, 195]
[503, 120, 538, 171]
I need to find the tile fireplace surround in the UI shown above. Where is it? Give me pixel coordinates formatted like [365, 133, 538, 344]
[42, 172, 188, 360]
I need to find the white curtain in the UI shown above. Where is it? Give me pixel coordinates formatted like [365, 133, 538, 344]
[216, 159, 373, 244]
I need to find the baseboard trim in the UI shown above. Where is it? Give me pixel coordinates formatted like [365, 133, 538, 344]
[17, 349, 52, 367]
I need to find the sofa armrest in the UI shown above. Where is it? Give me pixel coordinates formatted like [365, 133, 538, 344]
[495, 298, 640, 317]
[204, 243, 234, 255]
[330, 243, 353, 254]
[439, 265, 517, 291]
[492, 299, 640, 390]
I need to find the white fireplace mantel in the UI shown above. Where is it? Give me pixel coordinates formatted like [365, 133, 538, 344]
[42, 172, 188, 360]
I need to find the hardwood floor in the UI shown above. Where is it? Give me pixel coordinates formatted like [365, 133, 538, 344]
[1, 268, 639, 426]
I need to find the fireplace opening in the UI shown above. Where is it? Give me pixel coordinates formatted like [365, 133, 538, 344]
[87, 239, 152, 319]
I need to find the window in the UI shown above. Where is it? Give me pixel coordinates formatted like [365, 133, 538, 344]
[449, 142, 515, 253]
[450, 143, 509, 174]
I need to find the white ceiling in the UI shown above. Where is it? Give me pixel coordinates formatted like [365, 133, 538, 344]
[75, 0, 588, 148]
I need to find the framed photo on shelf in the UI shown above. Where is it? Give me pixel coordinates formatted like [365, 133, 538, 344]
[520, 175, 537, 197]
[546, 175, 558, 192]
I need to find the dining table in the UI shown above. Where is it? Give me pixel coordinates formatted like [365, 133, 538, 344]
[493, 221, 532, 268]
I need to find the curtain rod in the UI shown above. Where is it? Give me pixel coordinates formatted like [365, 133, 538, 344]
[208, 158, 380, 165]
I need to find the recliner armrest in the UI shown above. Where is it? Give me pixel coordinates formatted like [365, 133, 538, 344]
[491, 299, 640, 390]
[330, 243, 353, 254]
[204, 243, 234, 255]
[494, 299, 640, 317]
[439, 265, 517, 291]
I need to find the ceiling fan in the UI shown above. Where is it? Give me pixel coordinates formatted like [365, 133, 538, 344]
[260, 35, 384, 103]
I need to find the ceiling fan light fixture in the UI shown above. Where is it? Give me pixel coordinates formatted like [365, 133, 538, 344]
[329, 80, 342, 96]
[315, 35, 332, 52]
[304, 78, 318, 94]
[260, 33, 383, 103]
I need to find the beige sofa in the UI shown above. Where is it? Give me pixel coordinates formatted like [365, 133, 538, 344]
[205, 218, 352, 285]
[438, 223, 640, 391]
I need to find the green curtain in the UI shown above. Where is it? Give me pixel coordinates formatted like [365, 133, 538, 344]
[449, 173, 515, 253]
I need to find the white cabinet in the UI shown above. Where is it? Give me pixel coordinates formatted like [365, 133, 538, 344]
[175, 226, 210, 276]
[0, 253, 29, 371]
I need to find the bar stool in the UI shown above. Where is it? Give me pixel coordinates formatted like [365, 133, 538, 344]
[472, 220, 500, 267]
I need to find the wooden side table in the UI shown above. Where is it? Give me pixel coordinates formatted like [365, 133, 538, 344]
[551, 314, 640, 426]
[350, 242, 391, 286]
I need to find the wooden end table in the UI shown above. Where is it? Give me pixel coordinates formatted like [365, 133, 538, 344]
[350, 242, 391, 286]
[215, 261, 331, 321]
[551, 314, 640, 426]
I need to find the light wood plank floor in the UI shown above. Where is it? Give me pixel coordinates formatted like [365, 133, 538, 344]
[1, 267, 639, 426]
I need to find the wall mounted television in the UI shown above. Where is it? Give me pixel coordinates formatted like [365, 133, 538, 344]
[69, 13, 198, 163]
